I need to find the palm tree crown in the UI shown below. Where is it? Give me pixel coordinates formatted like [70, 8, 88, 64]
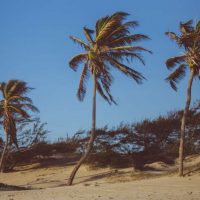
[165, 20, 200, 90]
[69, 12, 151, 104]
[0, 80, 38, 147]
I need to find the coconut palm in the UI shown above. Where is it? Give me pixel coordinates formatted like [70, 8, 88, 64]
[68, 11, 151, 185]
[165, 20, 200, 176]
[0, 80, 38, 172]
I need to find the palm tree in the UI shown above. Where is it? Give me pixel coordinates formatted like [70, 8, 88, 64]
[68, 11, 151, 185]
[0, 80, 38, 172]
[165, 20, 200, 176]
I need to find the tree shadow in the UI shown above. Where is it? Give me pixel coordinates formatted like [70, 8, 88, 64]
[0, 183, 30, 191]
[184, 164, 200, 176]
[13, 155, 81, 172]
[70, 170, 130, 185]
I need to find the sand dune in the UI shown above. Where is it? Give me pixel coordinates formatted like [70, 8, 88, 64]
[0, 155, 200, 200]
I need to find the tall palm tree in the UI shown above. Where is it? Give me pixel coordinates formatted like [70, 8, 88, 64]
[68, 11, 151, 185]
[0, 80, 38, 172]
[165, 20, 200, 176]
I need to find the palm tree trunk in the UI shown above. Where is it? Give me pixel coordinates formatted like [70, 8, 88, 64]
[0, 134, 9, 172]
[67, 73, 97, 186]
[179, 69, 194, 176]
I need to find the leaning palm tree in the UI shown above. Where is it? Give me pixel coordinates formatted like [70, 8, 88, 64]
[0, 80, 38, 172]
[165, 20, 200, 176]
[68, 11, 151, 185]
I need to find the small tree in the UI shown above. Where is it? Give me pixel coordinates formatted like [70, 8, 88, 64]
[17, 118, 48, 147]
[0, 80, 38, 172]
[165, 20, 200, 176]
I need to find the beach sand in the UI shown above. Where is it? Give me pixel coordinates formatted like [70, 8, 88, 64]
[0, 155, 200, 200]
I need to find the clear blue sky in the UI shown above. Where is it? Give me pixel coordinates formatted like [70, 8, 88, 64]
[0, 0, 199, 141]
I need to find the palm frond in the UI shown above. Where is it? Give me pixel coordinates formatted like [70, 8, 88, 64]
[196, 21, 200, 32]
[6, 80, 31, 98]
[109, 34, 150, 47]
[166, 55, 186, 69]
[0, 82, 6, 98]
[77, 62, 90, 101]
[69, 36, 90, 50]
[0, 82, 4, 91]
[100, 64, 113, 84]
[8, 96, 33, 104]
[96, 12, 129, 43]
[106, 51, 146, 65]
[17, 104, 39, 113]
[109, 45, 152, 54]
[106, 56, 145, 84]
[122, 20, 139, 29]
[165, 32, 180, 43]
[3, 115, 18, 147]
[95, 62, 116, 104]
[100, 77, 116, 105]
[9, 105, 30, 119]
[95, 15, 110, 37]
[102, 21, 139, 45]
[165, 64, 187, 91]
[96, 81, 111, 104]
[96, 79, 116, 105]
[83, 27, 94, 45]
[180, 20, 194, 33]
[9, 119, 18, 148]
[69, 53, 88, 71]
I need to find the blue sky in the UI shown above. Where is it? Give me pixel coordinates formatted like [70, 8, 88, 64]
[0, 0, 199, 140]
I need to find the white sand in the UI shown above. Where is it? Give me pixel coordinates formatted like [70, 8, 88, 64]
[1, 176, 200, 200]
[0, 155, 200, 200]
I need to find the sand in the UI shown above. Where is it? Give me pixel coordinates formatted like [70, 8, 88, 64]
[1, 176, 200, 200]
[0, 155, 200, 200]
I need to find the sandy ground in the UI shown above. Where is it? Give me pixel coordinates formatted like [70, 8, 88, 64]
[0, 155, 200, 200]
[1, 175, 200, 200]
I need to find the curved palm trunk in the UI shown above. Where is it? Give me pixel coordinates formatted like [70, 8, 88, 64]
[179, 69, 194, 176]
[67, 73, 97, 186]
[0, 134, 9, 172]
